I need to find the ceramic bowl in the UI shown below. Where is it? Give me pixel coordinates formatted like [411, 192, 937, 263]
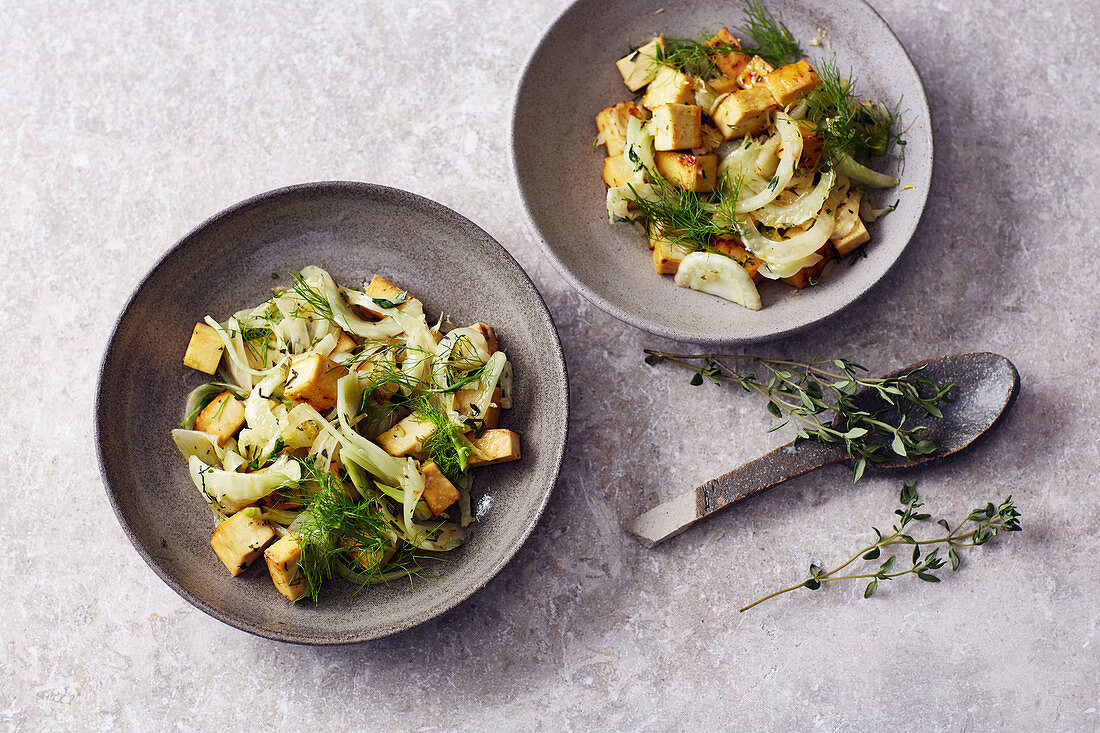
[96, 182, 568, 644]
[513, 0, 932, 344]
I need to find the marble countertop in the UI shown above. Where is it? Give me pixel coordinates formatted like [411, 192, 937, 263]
[3, 0, 1098, 729]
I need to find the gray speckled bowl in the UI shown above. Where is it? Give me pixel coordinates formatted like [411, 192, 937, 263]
[96, 182, 568, 644]
[512, 0, 932, 344]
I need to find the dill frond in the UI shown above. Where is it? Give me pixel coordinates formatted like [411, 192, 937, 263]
[624, 168, 744, 253]
[657, 32, 745, 78]
[806, 58, 907, 167]
[737, 0, 802, 67]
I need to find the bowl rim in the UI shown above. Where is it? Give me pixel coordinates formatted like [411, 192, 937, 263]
[95, 180, 569, 644]
[510, 0, 933, 345]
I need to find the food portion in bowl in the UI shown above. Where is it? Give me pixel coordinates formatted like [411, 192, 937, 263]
[173, 266, 519, 602]
[596, 2, 905, 310]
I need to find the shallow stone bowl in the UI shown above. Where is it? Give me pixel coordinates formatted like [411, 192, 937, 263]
[96, 182, 569, 644]
[512, 0, 932, 344]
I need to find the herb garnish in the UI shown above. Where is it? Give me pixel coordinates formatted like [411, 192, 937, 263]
[624, 169, 745, 253]
[805, 58, 907, 168]
[740, 483, 1022, 611]
[643, 351, 954, 482]
[737, 0, 802, 67]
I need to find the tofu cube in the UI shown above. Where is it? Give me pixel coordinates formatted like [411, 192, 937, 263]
[264, 532, 309, 602]
[831, 190, 871, 256]
[796, 120, 824, 169]
[455, 387, 502, 430]
[652, 237, 689, 275]
[355, 347, 399, 401]
[705, 28, 750, 80]
[376, 412, 436, 456]
[468, 429, 521, 467]
[333, 329, 357, 354]
[421, 462, 461, 517]
[763, 60, 819, 107]
[737, 55, 775, 88]
[211, 509, 276, 576]
[709, 76, 741, 95]
[602, 155, 636, 187]
[284, 353, 348, 411]
[713, 86, 778, 139]
[616, 37, 665, 91]
[183, 323, 224, 374]
[783, 244, 836, 288]
[595, 101, 649, 157]
[641, 66, 695, 109]
[712, 237, 763, 282]
[651, 104, 703, 151]
[194, 391, 246, 445]
[356, 275, 418, 318]
[346, 539, 393, 574]
[654, 152, 719, 192]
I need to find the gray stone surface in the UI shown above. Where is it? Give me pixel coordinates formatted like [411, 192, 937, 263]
[2, 0, 1097, 730]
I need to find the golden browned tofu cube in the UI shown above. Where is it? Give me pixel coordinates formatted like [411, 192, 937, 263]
[736, 55, 775, 88]
[712, 237, 763, 282]
[183, 323, 224, 375]
[763, 60, 819, 107]
[709, 76, 741, 95]
[705, 27, 750, 80]
[468, 429, 521, 466]
[713, 86, 778, 139]
[651, 238, 689, 275]
[642, 66, 695, 109]
[195, 391, 246, 445]
[284, 353, 348, 411]
[796, 120, 824, 169]
[602, 155, 636, 187]
[655, 152, 719, 192]
[355, 347, 399, 401]
[420, 462, 461, 517]
[264, 532, 309, 601]
[211, 509, 276, 576]
[831, 190, 871, 256]
[356, 275, 418, 318]
[455, 387, 502, 430]
[333, 329, 357, 354]
[376, 412, 436, 456]
[615, 37, 665, 91]
[651, 103, 703, 151]
[783, 244, 836, 288]
[346, 538, 392, 573]
[596, 101, 649, 157]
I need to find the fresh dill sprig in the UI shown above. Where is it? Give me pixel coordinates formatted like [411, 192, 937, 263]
[737, 0, 801, 67]
[624, 168, 744, 253]
[805, 58, 907, 167]
[291, 459, 399, 602]
[656, 32, 744, 78]
[740, 484, 1022, 611]
[643, 351, 954, 482]
[286, 267, 340, 329]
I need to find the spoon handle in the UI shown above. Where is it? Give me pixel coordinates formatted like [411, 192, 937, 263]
[628, 439, 848, 548]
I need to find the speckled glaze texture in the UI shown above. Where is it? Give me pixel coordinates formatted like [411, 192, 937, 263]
[4, 0, 1100, 730]
[513, 0, 932, 344]
[96, 183, 568, 643]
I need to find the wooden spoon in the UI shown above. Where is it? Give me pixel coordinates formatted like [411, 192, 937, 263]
[628, 353, 1020, 548]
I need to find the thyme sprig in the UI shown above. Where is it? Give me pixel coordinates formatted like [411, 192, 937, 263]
[740, 484, 1022, 611]
[643, 351, 954, 482]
